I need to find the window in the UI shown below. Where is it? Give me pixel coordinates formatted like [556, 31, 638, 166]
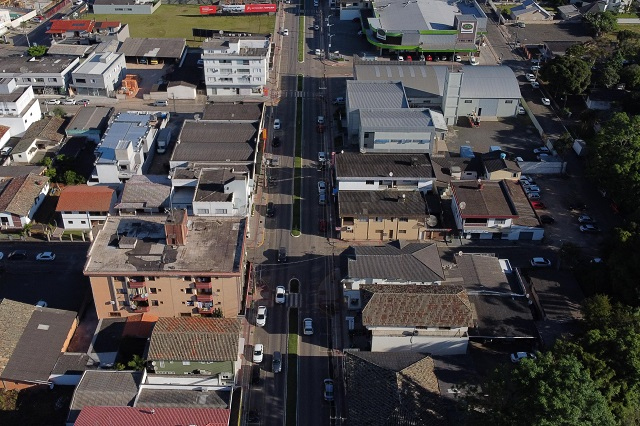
[47, 78, 57, 82]
[464, 100, 472, 103]
[35, 78, 44, 83]
[68, 221, 74, 224]
[242, 60, 250, 65]
[399, 230, 407, 234]
[399, 217, 409, 222]
[238, 68, 250, 73]
[493, 219, 506, 225]
[196, 209, 210, 214]
[182, 361, 191, 366]
[185, 288, 193, 294]
[375, 217, 384, 222]
[76, 78, 86, 83]
[183, 276, 191, 281]
[80, 221, 86, 224]
[365, 180, 374, 185]
[109, 312, 122, 317]
[151, 300, 159, 306]
[220, 78, 233, 82]
[505, 100, 513, 104]
[215, 209, 228, 214]
[357, 217, 368, 222]
[150, 288, 157, 294]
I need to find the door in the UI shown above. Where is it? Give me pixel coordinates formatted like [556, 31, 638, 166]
[477, 107, 482, 116]
[389, 230, 394, 240]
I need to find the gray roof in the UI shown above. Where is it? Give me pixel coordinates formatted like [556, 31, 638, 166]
[454, 254, 516, 293]
[344, 351, 446, 426]
[136, 388, 230, 408]
[0, 165, 45, 178]
[173, 121, 257, 163]
[346, 81, 408, 110]
[459, 66, 521, 99]
[51, 353, 99, 375]
[194, 169, 237, 202]
[117, 38, 186, 59]
[373, 0, 469, 32]
[359, 108, 433, 131]
[0, 86, 26, 103]
[468, 294, 537, 338]
[47, 43, 93, 56]
[0, 301, 77, 384]
[353, 63, 447, 98]
[68, 371, 143, 423]
[335, 152, 433, 179]
[148, 318, 241, 362]
[115, 175, 171, 210]
[346, 242, 444, 282]
[361, 284, 474, 328]
[0, 55, 78, 74]
[338, 190, 427, 217]
[451, 180, 517, 218]
[202, 103, 263, 121]
[66, 106, 113, 133]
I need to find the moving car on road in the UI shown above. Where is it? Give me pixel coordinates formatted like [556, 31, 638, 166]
[303, 318, 314, 335]
[324, 379, 334, 401]
[256, 306, 267, 327]
[275, 286, 286, 304]
[530, 257, 552, 267]
[273, 119, 281, 130]
[36, 252, 56, 261]
[253, 344, 264, 363]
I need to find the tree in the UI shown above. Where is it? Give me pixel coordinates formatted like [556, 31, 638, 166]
[553, 132, 574, 156]
[540, 55, 591, 96]
[62, 170, 85, 185]
[584, 11, 618, 36]
[597, 64, 620, 88]
[27, 45, 47, 57]
[621, 64, 640, 90]
[127, 354, 147, 371]
[52, 106, 65, 117]
[464, 352, 615, 426]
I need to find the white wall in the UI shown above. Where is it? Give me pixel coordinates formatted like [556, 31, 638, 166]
[371, 334, 469, 355]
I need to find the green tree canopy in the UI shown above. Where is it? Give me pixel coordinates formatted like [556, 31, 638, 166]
[584, 11, 618, 36]
[540, 55, 591, 96]
[27, 45, 47, 57]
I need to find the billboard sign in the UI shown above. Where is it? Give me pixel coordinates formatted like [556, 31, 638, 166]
[245, 3, 277, 12]
[460, 22, 475, 34]
[199, 5, 217, 14]
[376, 29, 386, 41]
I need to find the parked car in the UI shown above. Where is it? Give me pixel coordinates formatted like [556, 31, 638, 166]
[282, 29, 289, 36]
[540, 215, 555, 224]
[333, 97, 345, 105]
[517, 106, 526, 115]
[36, 252, 56, 261]
[275, 286, 286, 304]
[531, 65, 541, 72]
[454, 54, 462, 62]
[271, 136, 281, 148]
[537, 153, 550, 160]
[530, 257, 551, 267]
[77, 99, 90, 106]
[8, 250, 26, 260]
[314, 24, 320, 30]
[531, 201, 546, 209]
[519, 175, 534, 184]
[266, 202, 275, 218]
[253, 344, 264, 363]
[256, 306, 267, 327]
[324, 379, 334, 401]
[315, 49, 322, 56]
[580, 224, 600, 233]
[524, 185, 541, 193]
[531, 81, 540, 89]
[577, 214, 595, 223]
[273, 119, 281, 130]
[525, 73, 536, 82]
[541, 97, 551, 106]
[511, 352, 536, 363]
[36, 300, 48, 308]
[533, 147, 550, 154]
[469, 56, 478, 65]
[45, 99, 61, 105]
[0, 252, 3, 260]
[318, 151, 326, 163]
[196, 59, 204, 68]
[278, 247, 287, 263]
[527, 192, 541, 200]
[1, 146, 12, 156]
[303, 317, 314, 335]
[317, 116, 325, 125]
[318, 180, 326, 194]
[569, 202, 587, 211]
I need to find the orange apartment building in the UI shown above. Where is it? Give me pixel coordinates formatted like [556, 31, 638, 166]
[83, 209, 247, 319]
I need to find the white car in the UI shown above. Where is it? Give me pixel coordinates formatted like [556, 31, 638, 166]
[531, 65, 540, 72]
[317, 116, 325, 125]
[315, 49, 322, 56]
[303, 318, 314, 335]
[511, 352, 536, 363]
[273, 119, 281, 130]
[74, 0, 84, 4]
[63, 98, 76, 105]
[531, 82, 540, 89]
[530, 257, 551, 267]
[275, 286, 286, 304]
[318, 152, 326, 163]
[1, 146, 12, 156]
[282, 29, 289, 36]
[525, 73, 536, 82]
[256, 305, 267, 327]
[517, 106, 526, 115]
[253, 344, 264, 363]
[36, 252, 56, 261]
[541, 97, 551, 106]
[454, 54, 462, 62]
[469, 56, 478, 65]
[318, 180, 326, 194]
[45, 99, 61, 105]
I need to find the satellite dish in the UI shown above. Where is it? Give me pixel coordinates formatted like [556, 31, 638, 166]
[426, 215, 438, 227]
[151, 361, 157, 366]
[459, 202, 466, 210]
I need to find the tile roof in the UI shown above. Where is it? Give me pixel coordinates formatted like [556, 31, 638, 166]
[136, 388, 230, 408]
[68, 371, 143, 423]
[344, 351, 446, 426]
[117, 38, 186, 59]
[361, 284, 474, 328]
[347, 242, 444, 282]
[115, 175, 171, 210]
[1, 301, 77, 383]
[451, 180, 517, 218]
[75, 406, 230, 426]
[0, 299, 34, 377]
[56, 185, 114, 212]
[148, 318, 241, 362]
[338, 190, 427, 217]
[47, 19, 95, 34]
[122, 313, 158, 338]
[0, 173, 49, 217]
[202, 103, 263, 121]
[14, 116, 66, 153]
[0, 125, 10, 138]
[336, 152, 434, 178]
[0, 166, 46, 178]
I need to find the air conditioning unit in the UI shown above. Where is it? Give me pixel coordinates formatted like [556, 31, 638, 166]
[346, 226, 353, 231]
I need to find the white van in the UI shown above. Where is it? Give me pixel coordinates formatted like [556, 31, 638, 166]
[153, 100, 168, 107]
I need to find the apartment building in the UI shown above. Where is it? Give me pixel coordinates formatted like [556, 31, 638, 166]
[71, 51, 126, 97]
[201, 36, 270, 97]
[83, 209, 247, 319]
[0, 55, 79, 95]
[0, 77, 41, 137]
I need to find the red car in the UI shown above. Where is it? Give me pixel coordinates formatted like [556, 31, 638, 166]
[531, 201, 546, 210]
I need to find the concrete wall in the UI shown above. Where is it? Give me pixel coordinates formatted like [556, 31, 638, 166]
[370, 334, 469, 355]
[93, 1, 160, 15]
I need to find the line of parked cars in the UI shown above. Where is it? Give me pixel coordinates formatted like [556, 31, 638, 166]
[44, 98, 90, 106]
[0, 250, 55, 261]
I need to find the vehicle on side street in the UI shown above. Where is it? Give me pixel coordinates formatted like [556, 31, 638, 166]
[318, 151, 326, 163]
[530, 257, 552, 267]
[1, 146, 12, 156]
[8, 250, 27, 260]
[527, 192, 541, 200]
[541, 97, 551, 106]
[77, 99, 90, 106]
[272, 136, 281, 147]
[266, 202, 275, 218]
[580, 224, 600, 233]
[511, 352, 536, 363]
[533, 147, 550, 154]
[282, 29, 289, 36]
[524, 185, 541, 193]
[36, 252, 56, 261]
[36, 300, 48, 308]
[273, 119, 281, 129]
[469, 56, 478, 65]
[531, 201, 546, 209]
[318, 180, 326, 194]
[531, 82, 540, 89]
[275, 286, 286, 304]
[578, 214, 595, 223]
[517, 106, 526, 115]
[272, 351, 282, 373]
[304, 318, 314, 335]
[253, 344, 264, 363]
[520, 175, 534, 184]
[324, 379, 334, 401]
[256, 306, 267, 327]
[333, 97, 345, 105]
[525, 73, 536, 82]
[278, 247, 288, 263]
[531, 65, 540, 72]
[45, 99, 61, 105]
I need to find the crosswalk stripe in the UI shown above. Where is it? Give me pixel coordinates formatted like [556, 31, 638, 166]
[287, 293, 301, 308]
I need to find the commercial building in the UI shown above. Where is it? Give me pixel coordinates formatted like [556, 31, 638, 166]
[93, 0, 161, 15]
[71, 51, 127, 97]
[0, 55, 79, 95]
[65, 106, 114, 143]
[117, 38, 186, 64]
[202, 36, 271, 97]
[83, 210, 247, 319]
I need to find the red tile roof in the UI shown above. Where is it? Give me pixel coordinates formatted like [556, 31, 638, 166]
[55, 185, 114, 212]
[75, 406, 230, 426]
[47, 19, 95, 34]
[95, 21, 121, 29]
[0, 125, 10, 139]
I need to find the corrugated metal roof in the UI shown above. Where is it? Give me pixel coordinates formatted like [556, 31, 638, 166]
[335, 152, 433, 178]
[359, 109, 432, 130]
[346, 81, 407, 110]
[459, 66, 521, 99]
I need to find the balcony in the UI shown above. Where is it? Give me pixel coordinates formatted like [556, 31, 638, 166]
[130, 302, 150, 313]
[195, 277, 212, 290]
[131, 293, 148, 302]
[197, 302, 214, 314]
[196, 294, 213, 302]
[128, 278, 146, 288]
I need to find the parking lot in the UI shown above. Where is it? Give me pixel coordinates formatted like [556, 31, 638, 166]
[0, 242, 91, 313]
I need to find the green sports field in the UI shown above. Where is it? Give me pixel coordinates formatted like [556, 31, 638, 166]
[92, 5, 276, 45]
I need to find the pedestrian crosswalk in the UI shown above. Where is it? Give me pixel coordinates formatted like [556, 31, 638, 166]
[287, 292, 301, 308]
[280, 90, 323, 98]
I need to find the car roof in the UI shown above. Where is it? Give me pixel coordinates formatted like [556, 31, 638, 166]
[258, 305, 266, 312]
[255, 343, 263, 350]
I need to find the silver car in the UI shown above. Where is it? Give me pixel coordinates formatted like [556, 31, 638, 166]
[303, 318, 314, 335]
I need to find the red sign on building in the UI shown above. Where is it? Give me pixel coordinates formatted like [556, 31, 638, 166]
[245, 3, 277, 13]
[199, 5, 217, 14]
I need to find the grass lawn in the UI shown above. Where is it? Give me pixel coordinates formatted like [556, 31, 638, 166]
[92, 5, 275, 45]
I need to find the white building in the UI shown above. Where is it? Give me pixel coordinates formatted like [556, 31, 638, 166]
[0, 56, 79, 95]
[55, 185, 116, 230]
[0, 173, 49, 229]
[71, 51, 126, 97]
[202, 36, 271, 97]
[0, 78, 41, 137]
[89, 112, 166, 186]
